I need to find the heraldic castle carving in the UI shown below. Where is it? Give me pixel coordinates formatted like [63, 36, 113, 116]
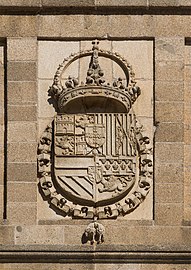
[37, 41, 153, 227]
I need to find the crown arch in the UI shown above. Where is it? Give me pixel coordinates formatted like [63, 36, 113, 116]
[49, 40, 140, 114]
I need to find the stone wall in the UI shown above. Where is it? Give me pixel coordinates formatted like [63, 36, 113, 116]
[0, 1, 191, 269]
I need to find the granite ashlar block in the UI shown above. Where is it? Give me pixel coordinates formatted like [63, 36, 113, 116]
[155, 203, 183, 226]
[155, 61, 184, 82]
[1, 263, 61, 270]
[7, 143, 37, 162]
[8, 105, 37, 121]
[155, 102, 183, 123]
[8, 122, 37, 142]
[184, 65, 191, 83]
[7, 202, 37, 225]
[154, 15, 185, 37]
[7, 38, 37, 62]
[109, 15, 154, 38]
[0, 226, 15, 245]
[7, 62, 37, 81]
[8, 81, 37, 105]
[149, 0, 179, 7]
[96, 0, 147, 6]
[7, 163, 36, 182]
[155, 183, 183, 203]
[0, 16, 38, 37]
[155, 163, 183, 183]
[184, 145, 191, 167]
[0, 0, 41, 6]
[155, 37, 184, 61]
[155, 122, 184, 142]
[155, 142, 184, 163]
[155, 81, 184, 102]
[7, 182, 37, 203]
[150, 226, 183, 246]
[15, 225, 64, 245]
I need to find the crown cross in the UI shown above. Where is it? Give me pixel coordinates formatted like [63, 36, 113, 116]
[86, 40, 105, 86]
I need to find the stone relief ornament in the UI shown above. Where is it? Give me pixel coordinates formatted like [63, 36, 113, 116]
[37, 40, 153, 243]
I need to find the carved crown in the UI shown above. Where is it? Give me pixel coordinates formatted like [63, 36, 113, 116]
[49, 40, 141, 113]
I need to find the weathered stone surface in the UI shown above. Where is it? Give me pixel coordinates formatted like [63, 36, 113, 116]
[0, 226, 14, 245]
[42, 0, 95, 6]
[0, 16, 38, 37]
[184, 45, 191, 65]
[0, 263, 61, 270]
[8, 81, 37, 104]
[38, 79, 56, 118]
[38, 41, 79, 79]
[110, 15, 154, 38]
[7, 143, 36, 162]
[96, 0, 147, 6]
[60, 265, 94, 270]
[155, 122, 184, 142]
[149, 0, 179, 6]
[150, 227, 183, 246]
[70, 15, 109, 38]
[154, 15, 185, 37]
[7, 163, 36, 182]
[8, 105, 37, 121]
[15, 225, 64, 245]
[0, 0, 41, 6]
[155, 81, 184, 101]
[7, 38, 37, 61]
[155, 61, 184, 82]
[7, 202, 36, 225]
[184, 145, 191, 166]
[155, 163, 183, 183]
[180, 0, 191, 6]
[38, 16, 63, 37]
[8, 122, 37, 142]
[0, 0, 191, 9]
[155, 102, 183, 123]
[155, 143, 184, 163]
[184, 167, 191, 187]
[184, 82, 191, 104]
[184, 65, 191, 82]
[155, 37, 184, 61]
[155, 203, 183, 226]
[155, 183, 183, 203]
[64, 225, 89, 245]
[112, 40, 153, 80]
[0, 186, 3, 220]
[7, 62, 37, 81]
[7, 182, 37, 202]
[184, 104, 191, 125]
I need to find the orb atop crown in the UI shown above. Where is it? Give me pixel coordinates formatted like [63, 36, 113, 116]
[49, 40, 141, 113]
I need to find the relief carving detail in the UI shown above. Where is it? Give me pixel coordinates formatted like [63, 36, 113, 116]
[37, 40, 153, 244]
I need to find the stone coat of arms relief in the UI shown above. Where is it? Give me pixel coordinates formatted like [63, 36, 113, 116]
[37, 40, 153, 244]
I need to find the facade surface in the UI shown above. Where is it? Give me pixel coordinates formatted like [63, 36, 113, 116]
[0, 1, 191, 269]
